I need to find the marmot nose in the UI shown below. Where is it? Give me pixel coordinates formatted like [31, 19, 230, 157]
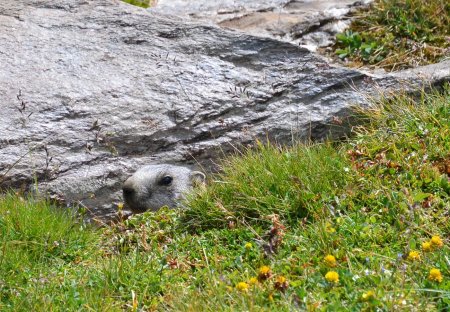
[122, 184, 135, 199]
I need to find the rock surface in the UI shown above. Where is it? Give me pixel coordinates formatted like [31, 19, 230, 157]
[0, 0, 448, 220]
[151, 0, 373, 50]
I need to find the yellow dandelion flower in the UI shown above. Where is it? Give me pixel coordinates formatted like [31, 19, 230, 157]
[325, 271, 339, 284]
[430, 236, 444, 248]
[325, 222, 336, 233]
[422, 241, 432, 252]
[428, 269, 443, 283]
[274, 275, 289, 292]
[236, 282, 249, 292]
[249, 277, 258, 285]
[268, 293, 274, 302]
[259, 265, 270, 274]
[361, 290, 375, 301]
[324, 255, 337, 267]
[245, 242, 253, 250]
[258, 265, 272, 281]
[117, 202, 124, 210]
[407, 250, 420, 261]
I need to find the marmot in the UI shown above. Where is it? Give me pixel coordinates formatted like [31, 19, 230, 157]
[122, 164, 205, 213]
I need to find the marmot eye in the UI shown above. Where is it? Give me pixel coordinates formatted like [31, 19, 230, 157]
[159, 175, 173, 185]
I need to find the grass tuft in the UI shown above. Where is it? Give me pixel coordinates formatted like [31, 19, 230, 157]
[181, 142, 351, 231]
[333, 0, 449, 70]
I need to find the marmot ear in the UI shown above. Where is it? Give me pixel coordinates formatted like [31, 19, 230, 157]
[190, 171, 206, 187]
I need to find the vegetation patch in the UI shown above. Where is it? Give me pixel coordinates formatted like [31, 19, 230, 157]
[1, 86, 449, 310]
[181, 142, 351, 231]
[121, 0, 153, 9]
[333, 0, 449, 70]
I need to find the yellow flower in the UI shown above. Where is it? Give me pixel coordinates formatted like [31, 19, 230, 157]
[274, 275, 289, 292]
[407, 250, 420, 261]
[117, 202, 124, 210]
[428, 269, 443, 283]
[249, 277, 258, 285]
[245, 242, 252, 250]
[236, 282, 249, 292]
[325, 222, 336, 233]
[430, 236, 444, 248]
[325, 271, 339, 284]
[258, 265, 272, 281]
[422, 241, 432, 252]
[361, 290, 375, 301]
[324, 255, 337, 267]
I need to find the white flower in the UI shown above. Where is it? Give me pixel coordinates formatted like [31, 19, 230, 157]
[352, 274, 360, 281]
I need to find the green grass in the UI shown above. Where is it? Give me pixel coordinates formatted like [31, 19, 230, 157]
[120, 0, 153, 9]
[0, 194, 102, 309]
[1, 86, 449, 310]
[181, 142, 351, 231]
[333, 0, 449, 70]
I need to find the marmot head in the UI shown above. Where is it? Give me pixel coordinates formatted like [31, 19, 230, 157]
[122, 164, 205, 213]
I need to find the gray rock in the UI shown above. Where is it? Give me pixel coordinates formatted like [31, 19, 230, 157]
[151, 0, 373, 50]
[0, 0, 448, 220]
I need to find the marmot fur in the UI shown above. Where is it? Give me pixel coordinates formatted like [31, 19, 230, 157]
[122, 164, 205, 213]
